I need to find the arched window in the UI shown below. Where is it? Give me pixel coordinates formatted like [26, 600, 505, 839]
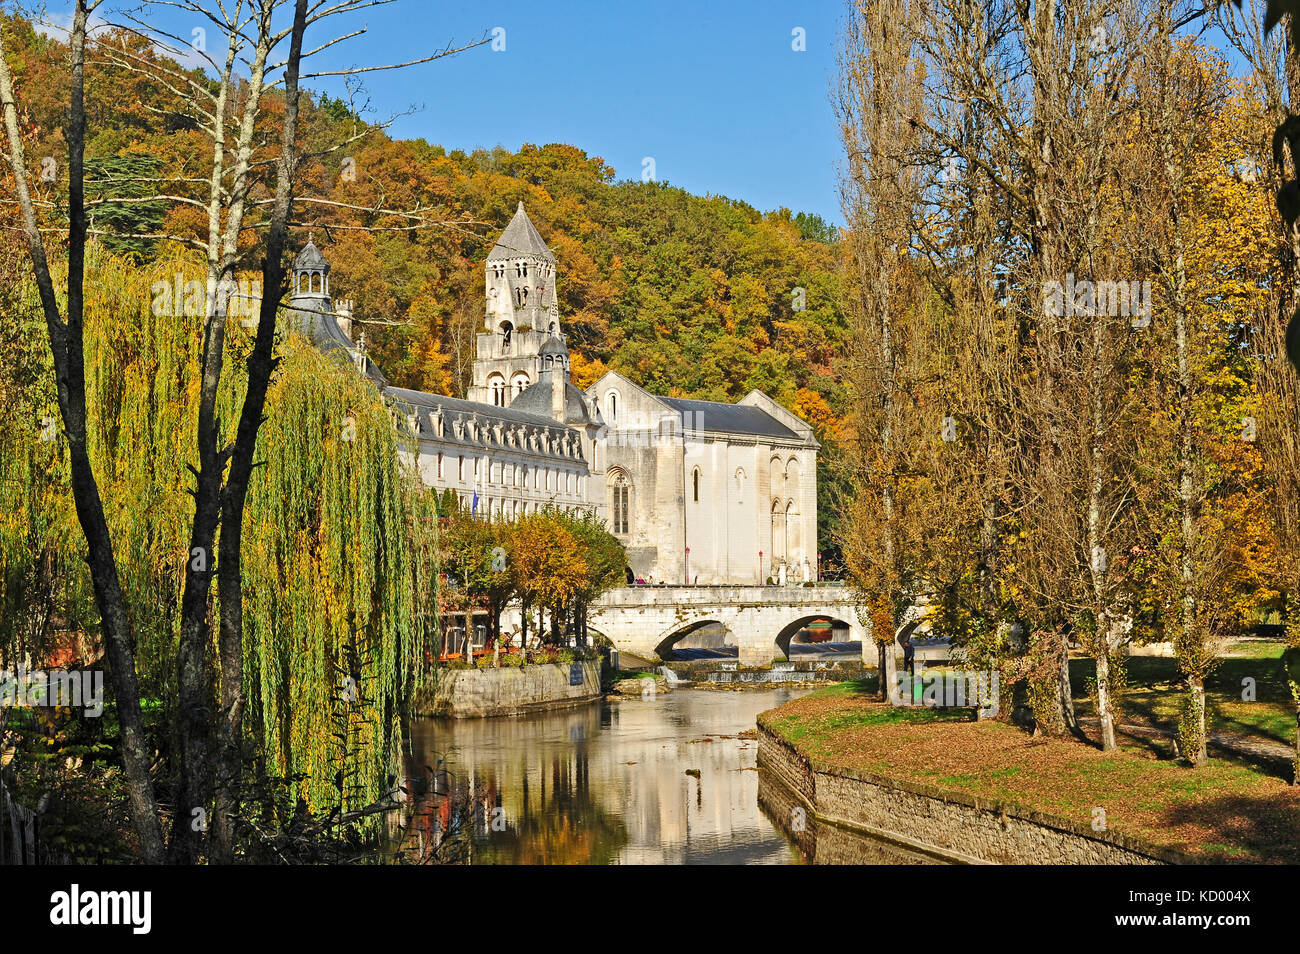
[771, 499, 786, 562]
[692, 467, 701, 502]
[487, 374, 507, 407]
[499, 321, 513, 354]
[606, 391, 619, 424]
[735, 468, 747, 503]
[609, 471, 630, 535]
[787, 499, 800, 559]
[512, 372, 530, 396]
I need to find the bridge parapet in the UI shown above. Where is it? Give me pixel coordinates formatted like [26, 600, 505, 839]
[590, 584, 868, 666]
[597, 584, 856, 609]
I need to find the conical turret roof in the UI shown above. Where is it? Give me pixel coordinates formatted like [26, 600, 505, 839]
[487, 202, 555, 263]
[295, 234, 329, 270]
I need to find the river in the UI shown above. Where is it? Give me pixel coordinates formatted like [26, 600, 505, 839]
[397, 685, 944, 865]
[400, 687, 808, 864]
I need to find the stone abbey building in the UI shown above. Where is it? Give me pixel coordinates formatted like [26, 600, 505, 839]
[289, 203, 820, 585]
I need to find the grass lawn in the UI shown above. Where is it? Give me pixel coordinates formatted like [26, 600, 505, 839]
[1069, 644, 1295, 744]
[764, 679, 1300, 863]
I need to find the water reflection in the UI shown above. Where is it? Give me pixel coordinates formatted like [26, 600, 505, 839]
[403, 689, 811, 864]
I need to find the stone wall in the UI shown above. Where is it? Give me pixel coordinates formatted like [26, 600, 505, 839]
[757, 716, 1196, 865]
[417, 661, 602, 718]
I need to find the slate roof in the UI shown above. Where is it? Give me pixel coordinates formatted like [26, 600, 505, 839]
[384, 387, 571, 435]
[510, 371, 601, 427]
[382, 386, 585, 463]
[487, 202, 556, 263]
[538, 333, 568, 357]
[294, 238, 329, 270]
[287, 297, 387, 387]
[658, 397, 801, 442]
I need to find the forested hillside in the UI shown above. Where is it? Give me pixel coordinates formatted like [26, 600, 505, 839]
[1, 15, 847, 431]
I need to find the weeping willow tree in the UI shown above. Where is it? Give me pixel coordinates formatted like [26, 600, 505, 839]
[0, 243, 437, 825]
[0, 248, 94, 667]
[243, 341, 437, 815]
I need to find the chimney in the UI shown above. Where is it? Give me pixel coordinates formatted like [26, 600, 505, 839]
[551, 363, 566, 422]
[335, 299, 354, 341]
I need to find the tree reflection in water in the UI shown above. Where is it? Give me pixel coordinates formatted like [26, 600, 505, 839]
[397, 689, 816, 864]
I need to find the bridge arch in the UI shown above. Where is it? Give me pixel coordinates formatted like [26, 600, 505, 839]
[654, 618, 736, 661]
[773, 614, 858, 660]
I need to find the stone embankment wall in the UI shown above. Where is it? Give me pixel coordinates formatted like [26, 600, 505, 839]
[757, 715, 1195, 865]
[418, 661, 602, 718]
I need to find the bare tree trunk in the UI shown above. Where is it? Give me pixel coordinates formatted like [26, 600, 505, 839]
[211, 0, 310, 864]
[1289, 696, 1300, 790]
[1058, 630, 1076, 732]
[882, 637, 899, 703]
[1089, 329, 1116, 752]
[0, 0, 165, 863]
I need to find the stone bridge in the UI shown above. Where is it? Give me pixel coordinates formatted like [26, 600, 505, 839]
[588, 584, 868, 667]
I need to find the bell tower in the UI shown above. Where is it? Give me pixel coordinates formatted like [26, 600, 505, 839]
[292, 233, 330, 301]
[469, 203, 564, 406]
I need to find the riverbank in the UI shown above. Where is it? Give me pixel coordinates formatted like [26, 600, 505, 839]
[758, 681, 1300, 864]
[416, 660, 603, 718]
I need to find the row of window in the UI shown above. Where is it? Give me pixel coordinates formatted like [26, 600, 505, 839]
[436, 453, 581, 494]
[487, 372, 531, 406]
[448, 496, 587, 522]
[295, 271, 327, 296]
[487, 261, 554, 281]
[685, 468, 801, 503]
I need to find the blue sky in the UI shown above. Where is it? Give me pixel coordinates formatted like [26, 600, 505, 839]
[45, 1, 845, 222]
[294, 0, 847, 225]
[54, 0, 1256, 229]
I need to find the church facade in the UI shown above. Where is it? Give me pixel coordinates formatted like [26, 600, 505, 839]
[288, 203, 820, 585]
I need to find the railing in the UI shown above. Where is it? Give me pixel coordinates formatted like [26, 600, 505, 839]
[0, 777, 41, 866]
